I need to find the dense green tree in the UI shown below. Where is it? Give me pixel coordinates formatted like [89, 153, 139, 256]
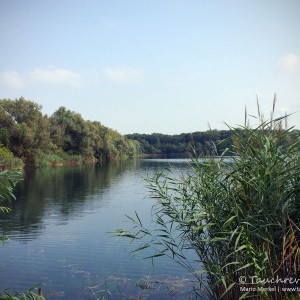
[0, 98, 50, 162]
[126, 131, 237, 156]
[127, 129, 300, 157]
[49, 106, 140, 161]
[83, 120, 105, 159]
[1, 97, 298, 166]
[0, 128, 10, 147]
[49, 106, 87, 155]
[0, 98, 141, 166]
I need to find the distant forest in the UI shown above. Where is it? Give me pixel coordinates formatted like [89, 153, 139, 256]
[126, 131, 231, 157]
[126, 128, 300, 157]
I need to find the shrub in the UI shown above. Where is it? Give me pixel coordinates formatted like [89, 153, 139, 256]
[116, 102, 300, 299]
[56, 151, 83, 164]
[27, 149, 82, 167]
[37, 153, 64, 167]
[0, 147, 23, 169]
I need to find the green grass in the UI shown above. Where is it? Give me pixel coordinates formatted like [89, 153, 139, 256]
[30, 149, 83, 167]
[37, 154, 64, 167]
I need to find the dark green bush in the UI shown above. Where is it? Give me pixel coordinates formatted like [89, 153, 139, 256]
[0, 147, 23, 169]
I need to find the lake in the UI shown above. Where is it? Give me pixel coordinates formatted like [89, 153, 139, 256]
[0, 159, 201, 300]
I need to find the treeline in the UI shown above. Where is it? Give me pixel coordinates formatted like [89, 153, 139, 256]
[126, 131, 234, 156]
[126, 128, 300, 156]
[1, 97, 299, 167]
[0, 97, 140, 167]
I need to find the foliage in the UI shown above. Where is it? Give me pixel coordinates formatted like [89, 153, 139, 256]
[116, 102, 300, 299]
[0, 147, 14, 160]
[0, 287, 45, 300]
[0, 170, 21, 242]
[30, 151, 64, 168]
[0, 98, 50, 163]
[0, 147, 23, 169]
[49, 106, 141, 161]
[126, 130, 236, 156]
[0, 98, 141, 167]
[0, 171, 21, 215]
[126, 129, 300, 157]
[49, 106, 88, 155]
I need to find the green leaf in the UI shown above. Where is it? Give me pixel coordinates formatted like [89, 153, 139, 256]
[144, 253, 165, 259]
[236, 262, 253, 272]
[220, 282, 235, 299]
[223, 215, 236, 228]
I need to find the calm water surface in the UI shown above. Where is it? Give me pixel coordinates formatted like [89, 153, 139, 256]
[0, 159, 201, 299]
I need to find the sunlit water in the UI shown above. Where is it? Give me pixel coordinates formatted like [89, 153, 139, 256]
[0, 159, 204, 299]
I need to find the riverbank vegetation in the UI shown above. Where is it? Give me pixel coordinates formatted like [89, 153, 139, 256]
[2, 98, 299, 169]
[0, 97, 141, 168]
[116, 103, 300, 299]
[0, 147, 23, 170]
[0, 170, 20, 242]
[126, 130, 232, 156]
[126, 127, 300, 157]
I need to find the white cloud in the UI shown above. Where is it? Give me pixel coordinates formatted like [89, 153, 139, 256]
[31, 66, 83, 86]
[279, 53, 300, 71]
[104, 66, 144, 84]
[1, 66, 142, 90]
[1, 71, 26, 88]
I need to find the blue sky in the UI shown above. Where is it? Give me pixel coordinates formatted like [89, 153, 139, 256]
[0, 0, 299, 134]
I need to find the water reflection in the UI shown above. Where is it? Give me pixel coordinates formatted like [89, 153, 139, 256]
[1, 160, 144, 239]
[0, 159, 197, 299]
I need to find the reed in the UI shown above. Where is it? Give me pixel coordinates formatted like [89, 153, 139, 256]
[116, 99, 300, 299]
[0, 287, 45, 300]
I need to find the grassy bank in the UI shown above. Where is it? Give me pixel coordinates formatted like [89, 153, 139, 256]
[30, 150, 84, 168]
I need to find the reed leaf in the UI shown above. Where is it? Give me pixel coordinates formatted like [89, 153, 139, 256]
[116, 101, 300, 299]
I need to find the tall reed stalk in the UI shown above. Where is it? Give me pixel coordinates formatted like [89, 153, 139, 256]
[116, 99, 300, 299]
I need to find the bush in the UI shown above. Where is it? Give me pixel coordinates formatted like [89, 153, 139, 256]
[27, 149, 82, 167]
[55, 150, 83, 164]
[116, 102, 300, 299]
[36, 153, 64, 167]
[0, 147, 23, 169]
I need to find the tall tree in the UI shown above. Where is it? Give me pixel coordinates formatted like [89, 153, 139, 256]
[0, 98, 50, 161]
[50, 106, 87, 155]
